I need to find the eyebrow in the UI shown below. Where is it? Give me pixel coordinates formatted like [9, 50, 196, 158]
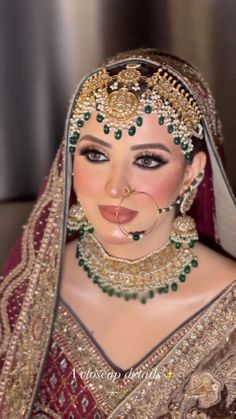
[79, 135, 172, 154]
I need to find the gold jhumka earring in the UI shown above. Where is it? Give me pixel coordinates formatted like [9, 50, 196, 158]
[67, 201, 94, 237]
[170, 171, 205, 249]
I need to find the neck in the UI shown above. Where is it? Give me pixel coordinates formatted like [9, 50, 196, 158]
[94, 213, 175, 260]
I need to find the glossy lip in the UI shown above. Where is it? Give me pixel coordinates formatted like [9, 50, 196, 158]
[99, 205, 138, 224]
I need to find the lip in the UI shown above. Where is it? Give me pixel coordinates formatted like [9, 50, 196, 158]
[99, 205, 138, 224]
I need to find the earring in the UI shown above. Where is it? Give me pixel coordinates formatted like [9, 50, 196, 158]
[67, 200, 94, 237]
[170, 171, 205, 248]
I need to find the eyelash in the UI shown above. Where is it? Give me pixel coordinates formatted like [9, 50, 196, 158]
[79, 147, 168, 169]
[134, 151, 168, 169]
[79, 146, 109, 163]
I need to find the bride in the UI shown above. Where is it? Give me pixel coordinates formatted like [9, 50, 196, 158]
[0, 49, 236, 418]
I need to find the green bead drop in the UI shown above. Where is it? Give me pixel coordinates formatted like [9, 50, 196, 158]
[76, 248, 80, 258]
[77, 120, 84, 128]
[158, 116, 165, 125]
[171, 282, 178, 292]
[175, 242, 181, 249]
[191, 259, 198, 267]
[181, 143, 188, 151]
[84, 112, 91, 121]
[101, 285, 108, 293]
[174, 136, 181, 145]
[167, 124, 174, 134]
[96, 114, 104, 123]
[93, 275, 100, 283]
[128, 126, 136, 136]
[78, 258, 84, 266]
[87, 227, 94, 233]
[163, 284, 169, 293]
[108, 289, 114, 296]
[69, 134, 78, 145]
[114, 129, 122, 140]
[189, 240, 195, 248]
[148, 289, 155, 298]
[184, 265, 191, 274]
[140, 297, 147, 304]
[103, 125, 110, 134]
[136, 116, 143, 127]
[69, 145, 76, 153]
[185, 152, 192, 161]
[179, 273, 186, 283]
[144, 105, 152, 114]
[132, 232, 140, 241]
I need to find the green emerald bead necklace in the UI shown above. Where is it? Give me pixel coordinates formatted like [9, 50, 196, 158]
[76, 232, 199, 304]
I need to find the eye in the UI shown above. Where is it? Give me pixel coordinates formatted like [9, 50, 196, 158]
[79, 147, 109, 163]
[134, 152, 168, 169]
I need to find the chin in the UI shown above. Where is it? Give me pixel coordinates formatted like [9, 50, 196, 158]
[94, 225, 131, 246]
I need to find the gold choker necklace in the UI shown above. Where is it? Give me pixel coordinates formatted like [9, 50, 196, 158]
[76, 233, 198, 304]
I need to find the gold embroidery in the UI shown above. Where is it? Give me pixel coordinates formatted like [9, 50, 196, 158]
[186, 410, 208, 419]
[54, 302, 198, 416]
[185, 371, 223, 408]
[214, 349, 236, 407]
[0, 145, 66, 418]
[48, 285, 236, 418]
[108, 283, 236, 418]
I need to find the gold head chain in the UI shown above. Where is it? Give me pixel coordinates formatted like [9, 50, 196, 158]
[68, 62, 203, 160]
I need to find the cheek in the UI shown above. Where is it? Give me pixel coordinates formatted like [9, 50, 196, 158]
[73, 158, 104, 197]
[135, 163, 185, 205]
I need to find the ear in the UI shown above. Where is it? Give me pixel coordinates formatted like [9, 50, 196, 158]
[180, 151, 207, 194]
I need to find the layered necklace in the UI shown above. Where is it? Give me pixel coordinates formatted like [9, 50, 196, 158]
[76, 232, 198, 304]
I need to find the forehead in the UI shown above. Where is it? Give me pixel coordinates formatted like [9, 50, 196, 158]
[78, 112, 184, 159]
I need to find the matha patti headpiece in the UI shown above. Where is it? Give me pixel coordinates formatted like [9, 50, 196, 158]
[68, 61, 204, 160]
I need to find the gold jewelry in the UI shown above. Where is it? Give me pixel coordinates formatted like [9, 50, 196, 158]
[68, 62, 203, 161]
[67, 202, 94, 236]
[76, 232, 198, 304]
[116, 187, 180, 241]
[180, 171, 205, 214]
[116, 188, 159, 240]
[170, 171, 204, 248]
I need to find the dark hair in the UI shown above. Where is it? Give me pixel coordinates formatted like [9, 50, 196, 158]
[189, 132, 207, 163]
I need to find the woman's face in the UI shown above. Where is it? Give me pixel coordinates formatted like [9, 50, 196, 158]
[73, 112, 192, 245]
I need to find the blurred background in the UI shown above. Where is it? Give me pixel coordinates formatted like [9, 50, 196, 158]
[1, 0, 236, 268]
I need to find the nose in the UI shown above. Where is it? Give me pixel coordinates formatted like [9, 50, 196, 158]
[105, 165, 130, 199]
